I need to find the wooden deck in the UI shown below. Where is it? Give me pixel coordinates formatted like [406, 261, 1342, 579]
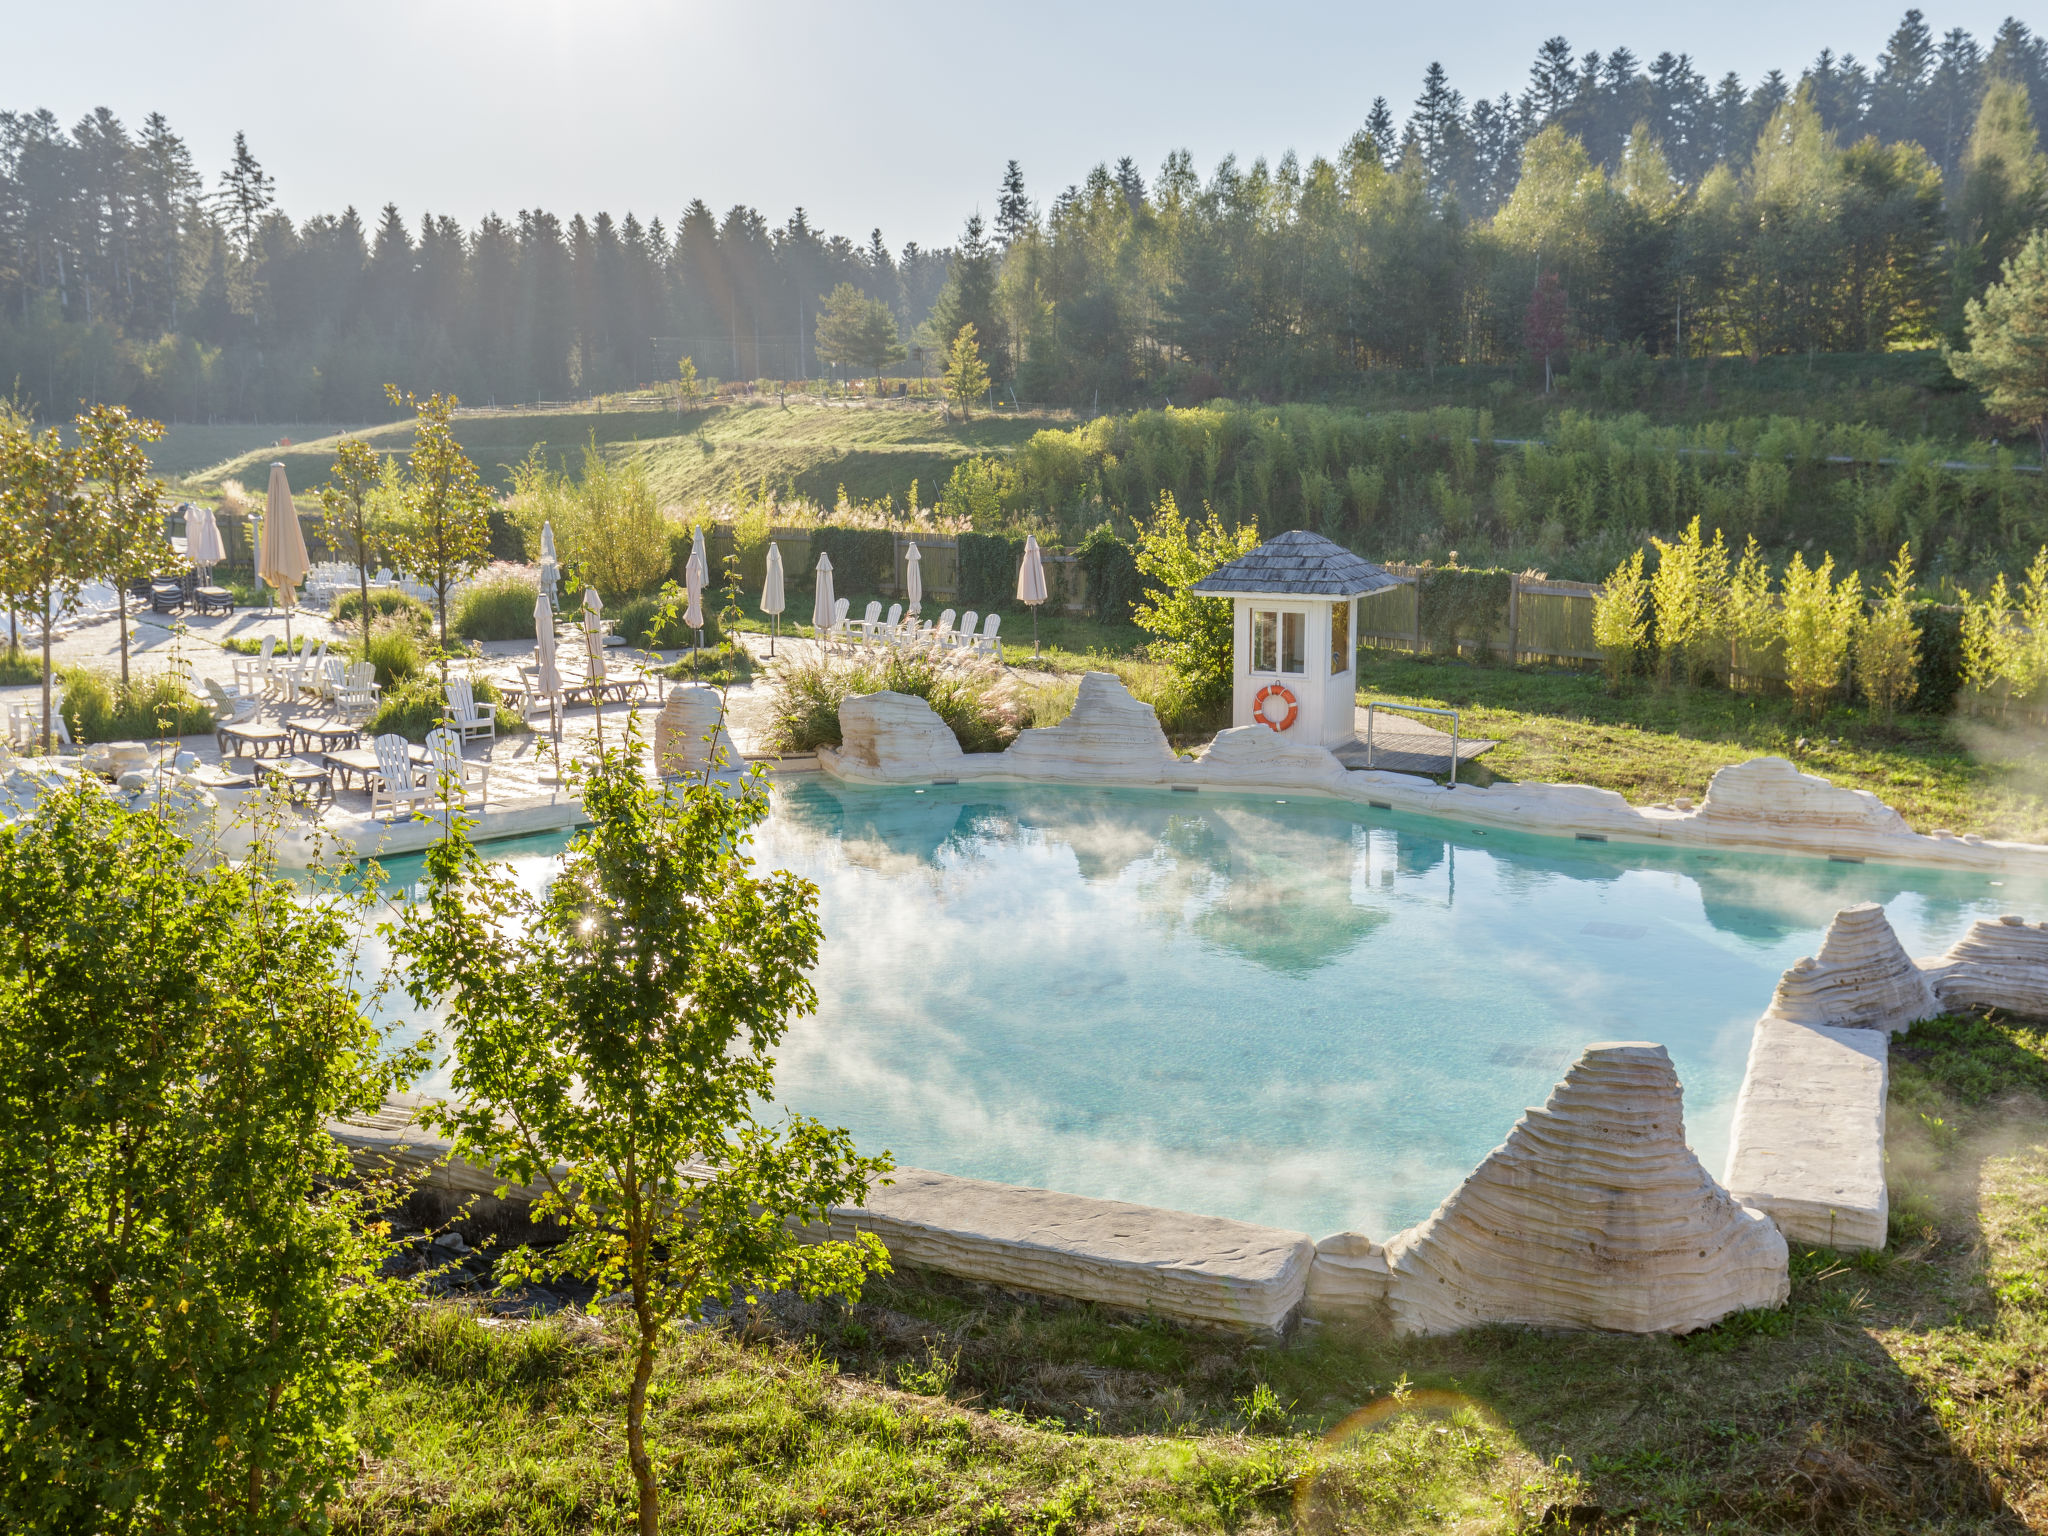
[1330, 707, 1497, 778]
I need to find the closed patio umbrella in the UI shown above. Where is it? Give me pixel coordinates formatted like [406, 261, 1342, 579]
[684, 526, 708, 665]
[538, 520, 559, 605]
[259, 462, 311, 646]
[581, 586, 607, 748]
[811, 551, 835, 643]
[761, 542, 786, 656]
[904, 540, 922, 618]
[1016, 534, 1048, 658]
[183, 502, 224, 583]
[534, 590, 563, 782]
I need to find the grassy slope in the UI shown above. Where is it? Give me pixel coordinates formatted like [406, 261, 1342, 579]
[177, 400, 1056, 507]
[340, 1012, 2048, 1534]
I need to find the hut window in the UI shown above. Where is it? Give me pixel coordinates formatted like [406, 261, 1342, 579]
[1331, 600, 1351, 673]
[1251, 610, 1278, 672]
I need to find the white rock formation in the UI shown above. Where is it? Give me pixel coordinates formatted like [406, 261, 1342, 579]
[825, 690, 969, 780]
[1921, 915, 2048, 1017]
[1185, 725, 1352, 792]
[1763, 902, 1938, 1034]
[1723, 1018, 1890, 1249]
[1382, 1042, 1789, 1335]
[1694, 757, 1911, 839]
[1001, 672, 1177, 781]
[654, 686, 739, 778]
[824, 1167, 1315, 1337]
[1302, 1231, 1390, 1325]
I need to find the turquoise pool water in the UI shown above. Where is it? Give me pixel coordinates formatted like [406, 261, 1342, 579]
[371, 780, 2048, 1239]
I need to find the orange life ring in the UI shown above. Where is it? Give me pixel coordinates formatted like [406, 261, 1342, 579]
[1252, 683, 1298, 732]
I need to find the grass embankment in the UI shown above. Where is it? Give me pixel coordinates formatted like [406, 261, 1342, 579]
[341, 1011, 2048, 1533]
[1350, 653, 2048, 842]
[181, 400, 1055, 507]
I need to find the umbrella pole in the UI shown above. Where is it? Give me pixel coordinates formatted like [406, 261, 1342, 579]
[1032, 605, 1040, 658]
[771, 613, 777, 658]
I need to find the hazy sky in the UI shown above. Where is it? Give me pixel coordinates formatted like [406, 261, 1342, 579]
[5, 1, 2027, 250]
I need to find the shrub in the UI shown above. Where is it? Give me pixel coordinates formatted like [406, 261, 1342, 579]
[767, 653, 1029, 754]
[1416, 566, 1514, 659]
[358, 621, 426, 689]
[957, 530, 1025, 610]
[453, 573, 539, 642]
[0, 645, 42, 684]
[332, 587, 433, 632]
[509, 438, 670, 603]
[1076, 523, 1140, 623]
[362, 672, 519, 744]
[1647, 517, 1730, 684]
[616, 588, 720, 649]
[1593, 549, 1652, 689]
[1781, 552, 1862, 720]
[811, 526, 896, 598]
[1855, 545, 1920, 723]
[60, 668, 215, 743]
[1913, 601, 1965, 714]
[1131, 494, 1260, 716]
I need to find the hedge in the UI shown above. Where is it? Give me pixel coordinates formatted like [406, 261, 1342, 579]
[1417, 566, 1513, 657]
[958, 531, 1024, 611]
[1076, 524, 1140, 623]
[810, 526, 896, 597]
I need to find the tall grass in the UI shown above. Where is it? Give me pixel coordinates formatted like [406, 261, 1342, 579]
[59, 668, 215, 744]
[331, 588, 432, 632]
[767, 653, 1030, 754]
[362, 673, 521, 743]
[0, 645, 43, 685]
[452, 573, 539, 642]
[1015, 654, 1227, 741]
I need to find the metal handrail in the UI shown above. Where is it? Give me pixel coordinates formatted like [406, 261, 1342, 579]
[1362, 700, 1462, 786]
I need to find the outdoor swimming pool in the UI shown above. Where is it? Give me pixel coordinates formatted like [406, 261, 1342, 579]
[373, 779, 2048, 1239]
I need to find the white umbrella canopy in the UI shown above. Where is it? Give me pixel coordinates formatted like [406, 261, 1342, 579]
[762, 542, 786, 655]
[811, 551, 835, 640]
[260, 463, 311, 641]
[904, 540, 922, 616]
[1016, 534, 1049, 657]
[533, 590, 561, 699]
[684, 526, 707, 631]
[183, 503, 224, 576]
[538, 521, 560, 604]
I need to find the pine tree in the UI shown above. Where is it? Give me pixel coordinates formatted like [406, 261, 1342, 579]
[1525, 37, 1577, 124]
[214, 130, 273, 258]
[995, 160, 1033, 246]
[1950, 228, 2048, 464]
[942, 323, 990, 418]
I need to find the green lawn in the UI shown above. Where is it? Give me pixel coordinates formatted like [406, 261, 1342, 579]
[180, 399, 1060, 507]
[340, 1010, 2048, 1534]
[1351, 652, 2048, 842]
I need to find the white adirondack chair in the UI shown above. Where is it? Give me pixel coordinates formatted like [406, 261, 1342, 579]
[973, 612, 1003, 657]
[950, 611, 979, 652]
[232, 636, 275, 696]
[443, 677, 496, 745]
[425, 727, 489, 808]
[335, 662, 381, 720]
[370, 734, 434, 821]
[203, 677, 259, 725]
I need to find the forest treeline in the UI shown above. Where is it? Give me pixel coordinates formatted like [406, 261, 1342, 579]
[3, 9, 2046, 422]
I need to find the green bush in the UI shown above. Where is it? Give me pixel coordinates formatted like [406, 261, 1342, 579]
[453, 574, 539, 642]
[958, 531, 1025, 610]
[59, 668, 216, 744]
[362, 673, 520, 744]
[217, 636, 265, 656]
[811, 526, 896, 597]
[1416, 566, 1513, 657]
[1075, 523, 1140, 623]
[616, 590, 719, 648]
[357, 622, 426, 690]
[332, 587, 433, 632]
[1913, 601, 1965, 715]
[0, 645, 43, 685]
[767, 652, 1028, 755]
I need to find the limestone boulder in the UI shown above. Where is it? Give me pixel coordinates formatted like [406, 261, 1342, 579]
[1693, 757, 1911, 842]
[1382, 1042, 1788, 1336]
[1190, 726, 1351, 792]
[827, 690, 968, 780]
[1764, 902, 1938, 1034]
[1302, 1231, 1390, 1325]
[1922, 914, 2048, 1018]
[654, 686, 739, 778]
[1002, 672, 1175, 782]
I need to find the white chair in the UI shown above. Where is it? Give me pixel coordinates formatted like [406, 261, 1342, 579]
[973, 612, 1002, 657]
[443, 677, 496, 745]
[950, 610, 979, 652]
[370, 733, 434, 821]
[203, 677, 259, 725]
[314, 656, 345, 702]
[829, 596, 852, 647]
[274, 636, 313, 699]
[232, 637, 275, 696]
[854, 600, 882, 642]
[335, 661, 381, 720]
[425, 727, 489, 808]
[9, 703, 73, 749]
[922, 609, 956, 653]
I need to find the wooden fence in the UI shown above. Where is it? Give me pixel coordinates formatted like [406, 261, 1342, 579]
[699, 527, 1093, 614]
[1357, 566, 1605, 667]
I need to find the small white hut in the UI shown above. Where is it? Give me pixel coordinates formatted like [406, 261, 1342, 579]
[1191, 529, 1399, 748]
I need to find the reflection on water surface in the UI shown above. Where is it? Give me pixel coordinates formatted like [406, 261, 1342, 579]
[376, 779, 2043, 1238]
